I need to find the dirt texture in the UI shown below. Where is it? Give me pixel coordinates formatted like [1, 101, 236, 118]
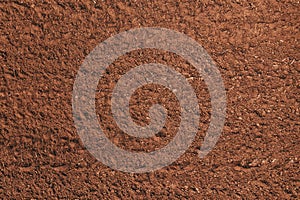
[1, 0, 299, 199]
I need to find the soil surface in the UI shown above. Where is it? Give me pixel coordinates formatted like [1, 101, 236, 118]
[1, 0, 299, 199]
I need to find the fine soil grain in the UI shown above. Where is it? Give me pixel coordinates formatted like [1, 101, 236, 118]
[1, 0, 299, 199]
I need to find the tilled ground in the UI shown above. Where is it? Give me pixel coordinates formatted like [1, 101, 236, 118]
[1, 0, 299, 199]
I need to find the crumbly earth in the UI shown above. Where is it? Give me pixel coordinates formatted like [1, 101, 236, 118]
[1, 0, 299, 199]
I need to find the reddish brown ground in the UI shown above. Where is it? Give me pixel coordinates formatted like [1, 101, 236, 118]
[1, 0, 299, 199]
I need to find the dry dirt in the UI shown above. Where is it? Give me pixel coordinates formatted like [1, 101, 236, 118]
[1, 0, 299, 199]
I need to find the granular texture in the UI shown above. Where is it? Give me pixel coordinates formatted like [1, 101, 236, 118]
[1, 0, 299, 199]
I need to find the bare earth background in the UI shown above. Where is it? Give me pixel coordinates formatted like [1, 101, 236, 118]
[1, 0, 299, 199]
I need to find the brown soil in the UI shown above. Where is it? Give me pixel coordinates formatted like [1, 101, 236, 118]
[1, 0, 299, 199]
